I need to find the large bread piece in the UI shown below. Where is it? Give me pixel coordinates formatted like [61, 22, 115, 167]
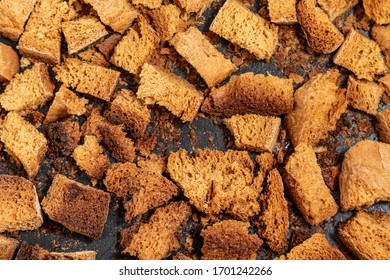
[16, 243, 96, 260]
[362, 0, 390, 25]
[210, 0, 278, 60]
[0, 175, 43, 232]
[317, 0, 358, 21]
[0, 235, 19, 260]
[0, 43, 19, 82]
[268, 0, 297, 25]
[339, 140, 390, 211]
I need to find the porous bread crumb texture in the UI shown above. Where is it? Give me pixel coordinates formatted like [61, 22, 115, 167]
[201, 220, 263, 260]
[224, 114, 281, 153]
[54, 58, 120, 101]
[202, 72, 294, 117]
[380, 74, 390, 94]
[376, 108, 390, 144]
[255, 152, 277, 183]
[210, 0, 278, 61]
[0, 63, 54, 116]
[136, 154, 166, 174]
[0, 112, 48, 178]
[0, 175, 43, 233]
[333, 29, 388, 81]
[137, 63, 203, 122]
[338, 211, 390, 260]
[0, 43, 19, 82]
[96, 34, 123, 60]
[318, 0, 358, 21]
[41, 174, 110, 240]
[167, 149, 261, 221]
[371, 25, 390, 54]
[122, 201, 191, 260]
[132, 0, 162, 9]
[286, 69, 348, 147]
[77, 49, 110, 67]
[0, 235, 19, 260]
[362, 0, 390, 25]
[284, 144, 339, 225]
[45, 121, 81, 158]
[170, 27, 237, 87]
[268, 0, 297, 25]
[339, 140, 390, 211]
[174, 0, 213, 14]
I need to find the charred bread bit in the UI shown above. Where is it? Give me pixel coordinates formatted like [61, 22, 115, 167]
[268, 0, 297, 25]
[104, 89, 150, 139]
[62, 16, 108, 55]
[77, 49, 110, 67]
[137, 63, 203, 122]
[339, 140, 390, 211]
[362, 0, 390, 25]
[174, 0, 213, 14]
[202, 72, 294, 117]
[284, 144, 338, 225]
[54, 58, 120, 102]
[286, 69, 347, 147]
[0, 112, 48, 178]
[201, 220, 263, 260]
[0, 175, 43, 232]
[285, 233, 346, 260]
[346, 76, 384, 115]
[45, 121, 81, 158]
[376, 109, 390, 144]
[122, 201, 191, 260]
[258, 169, 289, 254]
[255, 153, 277, 182]
[41, 174, 110, 239]
[210, 0, 278, 60]
[0, 43, 19, 82]
[83, 0, 138, 34]
[15, 243, 97, 260]
[224, 114, 281, 153]
[0, 63, 54, 116]
[317, 0, 358, 21]
[333, 29, 388, 81]
[0, 235, 19, 260]
[96, 34, 123, 60]
[338, 211, 390, 260]
[132, 0, 162, 9]
[0, 0, 37, 41]
[111, 16, 160, 75]
[170, 27, 237, 87]
[72, 135, 110, 180]
[167, 149, 261, 221]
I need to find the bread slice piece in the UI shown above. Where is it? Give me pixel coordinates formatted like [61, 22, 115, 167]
[202, 72, 294, 117]
[297, 0, 344, 54]
[0, 175, 43, 232]
[0, 0, 37, 41]
[362, 0, 390, 25]
[338, 211, 390, 260]
[122, 201, 191, 260]
[62, 16, 108, 55]
[45, 121, 81, 158]
[132, 0, 162, 9]
[334, 29, 388, 81]
[54, 58, 120, 101]
[201, 220, 263, 260]
[111, 16, 160, 75]
[376, 108, 390, 144]
[318, 0, 358, 21]
[339, 140, 390, 211]
[346, 76, 384, 115]
[0, 43, 19, 82]
[224, 114, 281, 153]
[170, 27, 237, 87]
[41, 174, 110, 239]
[0, 63, 54, 116]
[174, 0, 213, 14]
[268, 0, 297, 25]
[0, 112, 48, 178]
[137, 63, 203, 122]
[15, 243, 96, 260]
[0, 235, 19, 260]
[286, 69, 347, 147]
[284, 144, 338, 225]
[84, 0, 138, 33]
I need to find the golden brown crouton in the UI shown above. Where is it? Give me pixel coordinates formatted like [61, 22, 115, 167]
[268, 0, 297, 25]
[362, 0, 390, 25]
[318, 0, 358, 21]
[174, 0, 213, 14]
[0, 43, 19, 82]
[0, 235, 19, 260]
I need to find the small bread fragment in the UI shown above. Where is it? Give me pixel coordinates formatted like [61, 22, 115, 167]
[0, 175, 43, 232]
[174, 0, 213, 14]
[0, 112, 48, 178]
[137, 63, 203, 122]
[45, 121, 81, 158]
[297, 0, 344, 54]
[371, 25, 390, 68]
[132, 0, 162, 9]
[286, 69, 348, 147]
[338, 211, 390, 260]
[334, 29, 388, 81]
[362, 0, 390, 25]
[62, 16, 108, 54]
[54, 58, 120, 101]
[339, 140, 390, 211]
[170, 27, 237, 87]
[151, 4, 187, 42]
[0, 235, 19, 260]
[0, 43, 19, 82]
[318, 0, 358, 21]
[41, 174, 110, 239]
[376, 108, 390, 144]
[224, 114, 281, 153]
[122, 201, 191, 260]
[210, 0, 278, 60]
[15, 243, 96, 260]
[380, 74, 390, 94]
[201, 220, 263, 260]
[202, 72, 294, 117]
[268, 0, 297, 25]
[82, 108, 108, 141]
[284, 144, 338, 225]
[256, 153, 277, 182]
[78, 49, 110, 67]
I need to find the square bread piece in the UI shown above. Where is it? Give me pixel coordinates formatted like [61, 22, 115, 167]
[41, 174, 110, 239]
[15, 243, 96, 260]
[0, 235, 19, 260]
[0, 43, 19, 82]
[0, 175, 43, 233]
[268, 0, 297, 25]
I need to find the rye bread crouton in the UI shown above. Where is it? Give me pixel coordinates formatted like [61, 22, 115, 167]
[362, 0, 390, 25]
[0, 43, 19, 83]
[45, 121, 81, 158]
[268, 0, 297, 25]
[318, 0, 358, 21]
[376, 108, 390, 144]
[15, 243, 97, 260]
[0, 235, 19, 260]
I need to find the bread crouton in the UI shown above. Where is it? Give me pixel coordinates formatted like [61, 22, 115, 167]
[77, 49, 110, 67]
[318, 0, 358, 21]
[45, 121, 81, 158]
[151, 4, 187, 42]
[0, 235, 19, 260]
[362, 0, 390, 25]
[174, 0, 213, 14]
[132, 0, 162, 9]
[268, 0, 297, 25]
[15, 243, 97, 260]
[371, 24, 390, 68]
[0, 43, 19, 82]
[376, 108, 390, 144]
[96, 34, 123, 60]
[256, 153, 277, 182]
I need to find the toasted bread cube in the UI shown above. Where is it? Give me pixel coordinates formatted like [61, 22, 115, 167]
[45, 121, 81, 158]
[318, 0, 358, 21]
[0, 43, 19, 82]
[0, 175, 43, 232]
[132, 0, 162, 9]
[339, 140, 390, 211]
[0, 235, 19, 260]
[210, 0, 278, 60]
[15, 243, 97, 260]
[151, 4, 187, 42]
[268, 0, 297, 25]
[41, 174, 110, 239]
[0, 112, 48, 178]
[174, 0, 213, 14]
[376, 108, 390, 144]
[362, 0, 390, 25]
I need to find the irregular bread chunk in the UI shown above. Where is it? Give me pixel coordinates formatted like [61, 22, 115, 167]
[372, 25, 390, 68]
[132, 0, 162, 9]
[174, 0, 213, 14]
[15, 243, 96, 260]
[376, 108, 390, 144]
[318, 0, 358, 21]
[45, 121, 81, 158]
[0, 43, 19, 82]
[362, 0, 390, 25]
[151, 4, 187, 42]
[0, 235, 19, 260]
[268, 0, 297, 25]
